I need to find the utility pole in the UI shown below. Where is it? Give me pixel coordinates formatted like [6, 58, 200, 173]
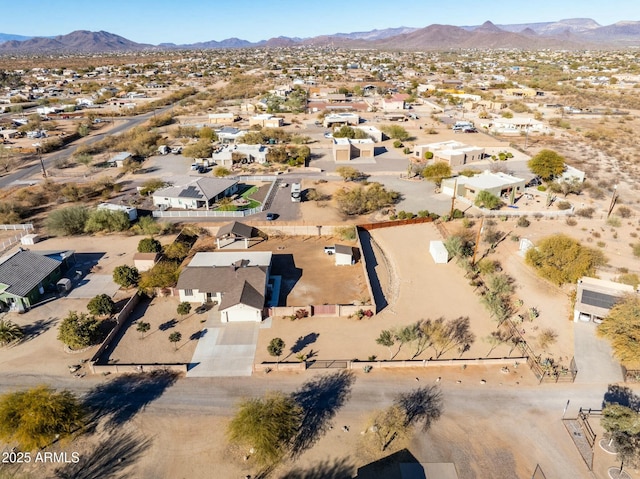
[607, 185, 618, 218]
[36, 146, 46, 178]
[471, 217, 484, 267]
[449, 178, 458, 218]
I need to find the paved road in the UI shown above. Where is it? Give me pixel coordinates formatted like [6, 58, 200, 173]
[0, 104, 175, 189]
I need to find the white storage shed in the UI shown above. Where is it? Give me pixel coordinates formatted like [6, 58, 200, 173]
[429, 240, 449, 264]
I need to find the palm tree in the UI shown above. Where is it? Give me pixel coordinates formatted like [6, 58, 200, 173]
[136, 321, 150, 339]
[0, 320, 24, 346]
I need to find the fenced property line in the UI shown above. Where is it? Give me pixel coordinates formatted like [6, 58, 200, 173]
[153, 207, 262, 218]
[0, 224, 34, 231]
[358, 216, 434, 230]
[562, 409, 598, 471]
[254, 355, 528, 373]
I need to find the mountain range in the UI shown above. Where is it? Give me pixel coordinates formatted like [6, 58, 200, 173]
[1, 18, 640, 53]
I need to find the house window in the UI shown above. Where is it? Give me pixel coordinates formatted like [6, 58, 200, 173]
[184, 289, 193, 296]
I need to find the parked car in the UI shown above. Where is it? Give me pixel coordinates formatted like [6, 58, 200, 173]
[195, 304, 208, 314]
[324, 246, 336, 255]
[266, 212, 277, 221]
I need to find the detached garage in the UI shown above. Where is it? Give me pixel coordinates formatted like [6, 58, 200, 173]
[429, 241, 449, 264]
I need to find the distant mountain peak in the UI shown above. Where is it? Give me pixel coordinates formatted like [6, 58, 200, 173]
[475, 21, 503, 33]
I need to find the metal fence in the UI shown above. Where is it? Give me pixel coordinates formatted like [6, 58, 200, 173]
[0, 224, 35, 253]
[0, 224, 34, 231]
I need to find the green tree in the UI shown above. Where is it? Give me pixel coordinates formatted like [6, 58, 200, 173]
[601, 403, 640, 468]
[164, 241, 191, 260]
[75, 153, 93, 169]
[0, 319, 24, 346]
[182, 139, 213, 159]
[380, 124, 410, 141]
[597, 295, 640, 364]
[177, 301, 191, 318]
[0, 386, 85, 451]
[113, 265, 140, 288]
[227, 392, 302, 466]
[136, 321, 150, 339]
[198, 126, 218, 141]
[137, 237, 162, 253]
[335, 183, 399, 216]
[421, 163, 452, 188]
[368, 405, 409, 452]
[268, 337, 285, 364]
[525, 234, 607, 286]
[376, 329, 396, 359]
[46, 206, 89, 236]
[138, 261, 180, 292]
[169, 331, 182, 350]
[527, 149, 565, 181]
[474, 190, 502, 210]
[336, 166, 362, 182]
[139, 178, 167, 196]
[84, 209, 130, 233]
[86, 294, 115, 317]
[131, 216, 165, 235]
[57, 311, 102, 350]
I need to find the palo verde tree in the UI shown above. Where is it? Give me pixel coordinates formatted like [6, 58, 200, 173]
[421, 162, 452, 188]
[525, 233, 607, 286]
[601, 403, 640, 468]
[376, 329, 397, 359]
[227, 391, 302, 466]
[0, 386, 85, 451]
[527, 149, 565, 181]
[597, 295, 640, 364]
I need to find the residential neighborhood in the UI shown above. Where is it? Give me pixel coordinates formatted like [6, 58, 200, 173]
[2, 8, 640, 479]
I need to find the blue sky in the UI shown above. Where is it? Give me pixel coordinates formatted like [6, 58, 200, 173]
[3, 0, 640, 44]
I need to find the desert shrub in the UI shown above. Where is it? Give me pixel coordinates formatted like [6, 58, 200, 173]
[392, 140, 403, 148]
[617, 206, 633, 218]
[84, 209, 130, 233]
[517, 216, 530, 227]
[380, 124, 409, 140]
[537, 185, 547, 192]
[213, 166, 230, 177]
[556, 201, 572, 210]
[607, 216, 622, 228]
[139, 178, 167, 196]
[575, 207, 595, 218]
[566, 217, 577, 226]
[632, 243, 640, 258]
[334, 225, 356, 241]
[616, 273, 640, 289]
[335, 183, 399, 216]
[46, 206, 89, 236]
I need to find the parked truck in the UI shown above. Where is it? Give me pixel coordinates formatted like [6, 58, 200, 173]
[291, 182, 301, 202]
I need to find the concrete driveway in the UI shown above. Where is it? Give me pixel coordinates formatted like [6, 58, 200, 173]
[66, 274, 120, 299]
[187, 312, 261, 377]
[573, 320, 623, 383]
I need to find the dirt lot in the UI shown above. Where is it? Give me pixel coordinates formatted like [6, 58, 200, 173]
[197, 234, 369, 306]
[99, 296, 205, 366]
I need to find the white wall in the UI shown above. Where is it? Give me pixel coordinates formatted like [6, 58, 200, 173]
[221, 303, 262, 322]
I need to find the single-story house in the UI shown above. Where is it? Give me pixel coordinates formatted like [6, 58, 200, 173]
[153, 177, 238, 210]
[216, 221, 255, 249]
[323, 113, 360, 128]
[133, 252, 159, 272]
[484, 118, 550, 135]
[441, 171, 526, 203]
[0, 248, 68, 312]
[382, 93, 410, 111]
[354, 125, 384, 143]
[333, 138, 375, 162]
[249, 114, 284, 128]
[573, 277, 635, 323]
[414, 141, 484, 167]
[208, 113, 237, 125]
[216, 127, 247, 144]
[211, 144, 269, 167]
[176, 251, 272, 322]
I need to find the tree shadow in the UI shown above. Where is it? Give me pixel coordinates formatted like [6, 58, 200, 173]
[279, 457, 354, 479]
[54, 430, 150, 479]
[290, 333, 320, 355]
[603, 384, 640, 410]
[83, 371, 178, 430]
[357, 229, 388, 312]
[291, 370, 356, 457]
[189, 330, 206, 341]
[395, 385, 443, 431]
[158, 319, 177, 331]
[270, 254, 303, 306]
[19, 317, 57, 342]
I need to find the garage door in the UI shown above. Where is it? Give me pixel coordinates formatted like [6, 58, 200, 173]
[222, 304, 261, 322]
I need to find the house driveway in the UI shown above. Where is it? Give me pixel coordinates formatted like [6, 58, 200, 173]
[573, 320, 623, 383]
[187, 310, 261, 377]
[65, 274, 120, 299]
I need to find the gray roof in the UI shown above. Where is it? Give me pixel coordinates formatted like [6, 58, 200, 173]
[334, 244, 353, 256]
[0, 249, 61, 297]
[216, 221, 254, 239]
[154, 177, 238, 202]
[177, 265, 267, 307]
[219, 280, 264, 310]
